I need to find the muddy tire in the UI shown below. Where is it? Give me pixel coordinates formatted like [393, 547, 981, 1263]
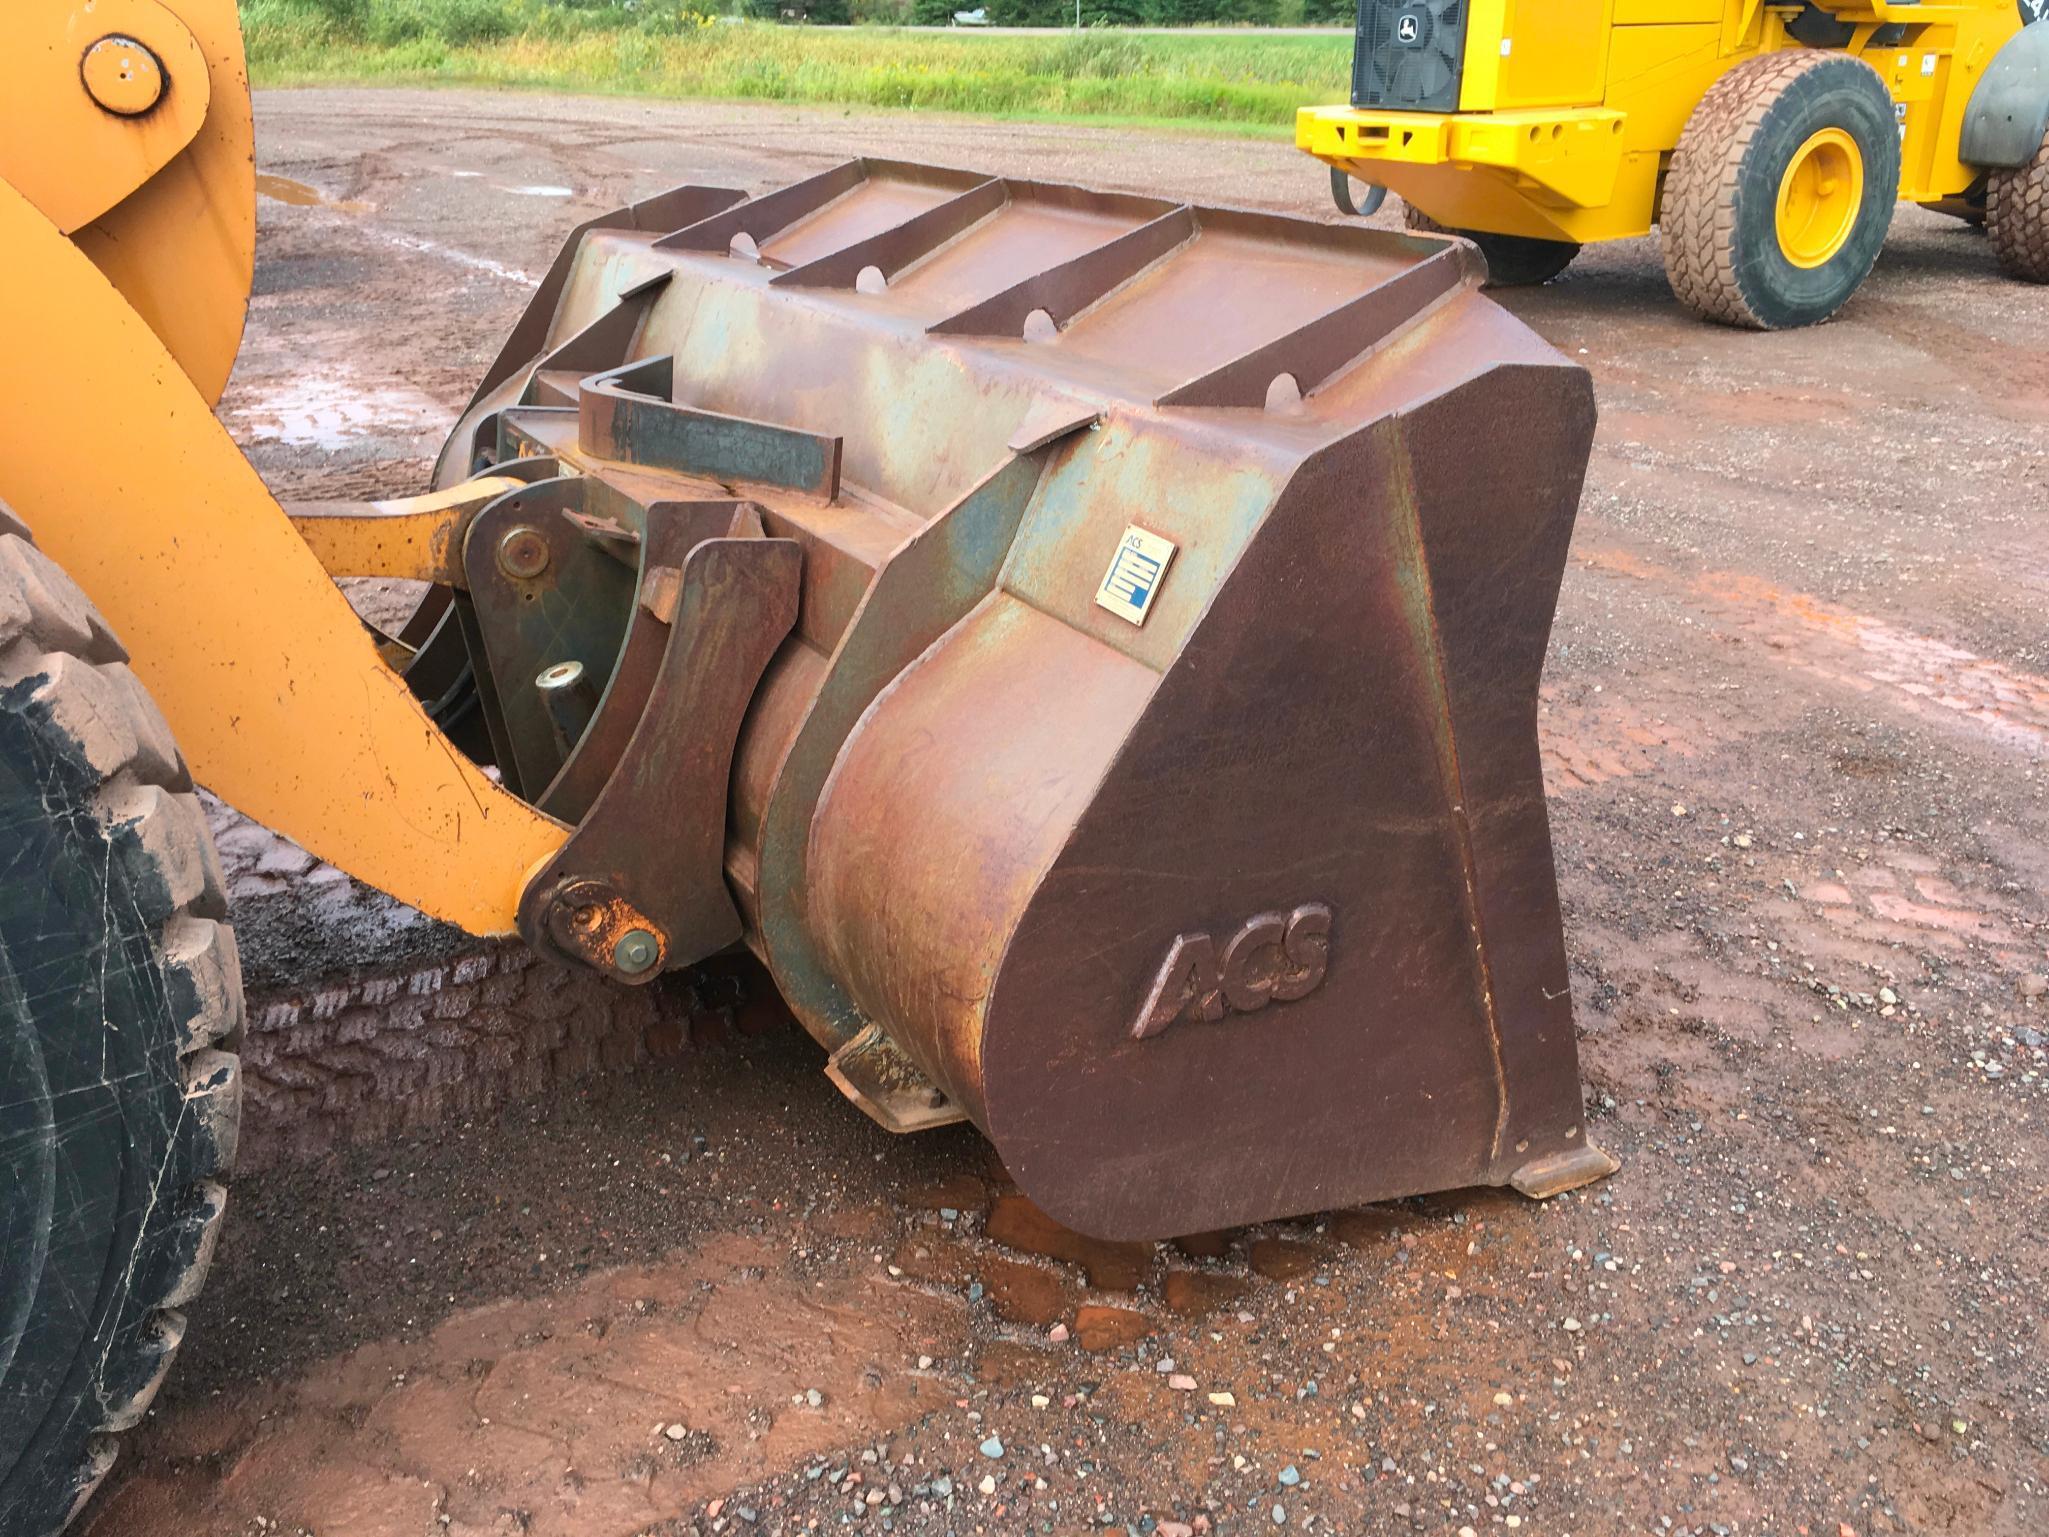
[1987, 128, 2049, 282]
[1402, 203, 1580, 287]
[1661, 52, 1900, 329]
[0, 506, 242, 1536]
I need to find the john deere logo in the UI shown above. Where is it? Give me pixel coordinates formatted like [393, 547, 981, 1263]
[1395, 12, 1420, 41]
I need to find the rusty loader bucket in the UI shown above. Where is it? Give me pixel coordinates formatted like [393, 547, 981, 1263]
[413, 160, 1612, 1239]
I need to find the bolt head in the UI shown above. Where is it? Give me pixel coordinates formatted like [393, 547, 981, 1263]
[613, 928, 661, 975]
[498, 526, 551, 580]
[82, 35, 165, 117]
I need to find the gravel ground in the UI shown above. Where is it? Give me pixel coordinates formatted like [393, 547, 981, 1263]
[79, 88, 2048, 1537]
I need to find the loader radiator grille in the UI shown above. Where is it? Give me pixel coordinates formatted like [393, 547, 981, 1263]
[1351, 0, 1466, 111]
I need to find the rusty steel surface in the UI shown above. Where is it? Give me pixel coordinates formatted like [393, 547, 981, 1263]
[456, 477, 641, 799]
[517, 531, 800, 982]
[580, 357, 845, 502]
[423, 157, 1610, 1238]
[538, 499, 766, 823]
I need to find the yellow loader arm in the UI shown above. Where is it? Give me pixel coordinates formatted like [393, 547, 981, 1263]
[0, 0, 566, 934]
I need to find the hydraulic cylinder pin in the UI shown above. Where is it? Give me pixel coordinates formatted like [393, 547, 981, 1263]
[535, 659, 597, 753]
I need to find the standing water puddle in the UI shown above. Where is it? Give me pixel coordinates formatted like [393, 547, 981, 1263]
[255, 173, 370, 213]
[226, 367, 447, 453]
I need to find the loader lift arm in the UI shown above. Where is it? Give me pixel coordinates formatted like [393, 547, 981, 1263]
[0, 180, 571, 934]
[1, 0, 571, 935]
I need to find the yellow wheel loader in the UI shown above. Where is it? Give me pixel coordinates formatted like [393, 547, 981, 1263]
[1, 4, 1618, 1529]
[1299, 0, 2049, 326]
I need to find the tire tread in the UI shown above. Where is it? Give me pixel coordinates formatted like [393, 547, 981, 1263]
[1662, 51, 1894, 328]
[0, 519, 242, 1534]
[1987, 128, 2049, 282]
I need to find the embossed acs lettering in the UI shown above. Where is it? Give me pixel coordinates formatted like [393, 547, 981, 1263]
[1130, 902, 1332, 1040]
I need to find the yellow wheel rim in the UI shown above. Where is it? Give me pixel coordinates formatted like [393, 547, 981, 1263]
[1774, 127, 1864, 269]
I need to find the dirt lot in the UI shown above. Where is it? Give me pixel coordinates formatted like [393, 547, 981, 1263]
[82, 89, 2047, 1537]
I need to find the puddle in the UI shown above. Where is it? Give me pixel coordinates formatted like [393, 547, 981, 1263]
[255, 173, 369, 214]
[1246, 1237, 1324, 1281]
[1162, 1268, 1252, 1316]
[1326, 1207, 1403, 1247]
[1072, 1304, 1149, 1352]
[375, 228, 538, 288]
[976, 1254, 1070, 1328]
[983, 1195, 1153, 1293]
[253, 173, 535, 288]
[507, 184, 574, 197]
[904, 1172, 991, 1218]
[226, 369, 448, 452]
[1173, 1230, 1235, 1261]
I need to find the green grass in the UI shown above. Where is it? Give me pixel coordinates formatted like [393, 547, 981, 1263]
[239, 2, 1351, 130]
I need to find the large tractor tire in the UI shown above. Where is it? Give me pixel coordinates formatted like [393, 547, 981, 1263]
[1402, 204, 1580, 287]
[0, 506, 242, 1536]
[1661, 51, 1901, 328]
[1987, 127, 2049, 282]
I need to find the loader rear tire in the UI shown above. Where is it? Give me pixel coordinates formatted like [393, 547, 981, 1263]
[1402, 204, 1580, 287]
[0, 507, 242, 1537]
[1987, 128, 2049, 282]
[1661, 51, 1900, 329]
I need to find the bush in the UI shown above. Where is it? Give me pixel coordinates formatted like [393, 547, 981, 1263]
[1026, 30, 1148, 76]
[363, 0, 520, 44]
[1139, 0, 1281, 21]
[744, 0, 851, 18]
